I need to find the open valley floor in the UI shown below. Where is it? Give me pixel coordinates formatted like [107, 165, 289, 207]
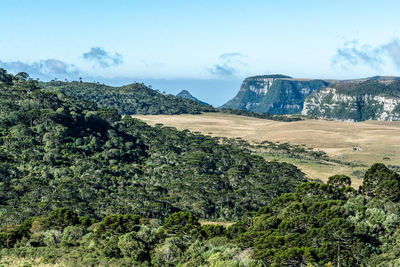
[134, 112, 400, 187]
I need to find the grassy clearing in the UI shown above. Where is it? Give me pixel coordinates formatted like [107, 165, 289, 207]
[199, 220, 235, 227]
[133, 112, 400, 186]
[0, 256, 59, 267]
[260, 154, 364, 188]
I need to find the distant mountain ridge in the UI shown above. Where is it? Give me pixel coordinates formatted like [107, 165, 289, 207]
[222, 74, 400, 121]
[176, 89, 209, 105]
[42, 73, 400, 122]
[302, 79, 400, 121]
[42, 81, 214, 115]
[222, 74, 330, 114]
[41, 79, 301, 122]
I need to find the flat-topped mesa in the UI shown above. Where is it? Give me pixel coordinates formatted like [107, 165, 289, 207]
[222, 74, 330, 115]
[245, 74, 291, 96]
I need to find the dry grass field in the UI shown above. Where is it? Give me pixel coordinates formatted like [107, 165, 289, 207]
[0, 256, 64, 267]
[199, 220, 235, 227]
[133, 113, 400, 187]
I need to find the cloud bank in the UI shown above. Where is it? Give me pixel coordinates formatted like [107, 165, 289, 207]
[0, 47, 125, 81]
[332, 39, 400, 70]
[209, 52, 246, 77]
[83, 47, 123, 68]
[0, 59, 80, 80]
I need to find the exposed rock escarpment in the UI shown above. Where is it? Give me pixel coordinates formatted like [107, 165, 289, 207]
[222, 74, 330, 114]
[302, 79, 400, 121]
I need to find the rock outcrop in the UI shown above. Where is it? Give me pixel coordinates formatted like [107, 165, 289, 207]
[302, 79, 400, 121]
[222, 75, 330, 114]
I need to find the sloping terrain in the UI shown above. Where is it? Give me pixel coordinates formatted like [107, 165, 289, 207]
[0, 69, 306, 224]
[41, 81, 215, 115]
[176, 89, 209, 105]
[133, 113, 400, 186]
[2, 70, 400, 266]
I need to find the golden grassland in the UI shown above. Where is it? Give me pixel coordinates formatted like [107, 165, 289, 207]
[199, 220, 235, 227]
[0, 256, 124, 267]
[132, 113, 400, 187]
[0, 256, 61, 267]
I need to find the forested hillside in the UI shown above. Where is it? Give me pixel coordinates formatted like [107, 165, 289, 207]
[42, 81, 215, 115]
[0, 69, 306, 225]
[3, 69, 400, 266]
[232, 163, 400, 266]
[2, 164, 400, 266]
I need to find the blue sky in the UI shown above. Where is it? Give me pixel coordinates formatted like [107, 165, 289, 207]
[1, 0, 400, 105]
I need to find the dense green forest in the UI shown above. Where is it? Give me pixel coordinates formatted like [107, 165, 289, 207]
[2, 164, 400, 266]
[0, 69, 305, 224]
[2, 69, 400, 266]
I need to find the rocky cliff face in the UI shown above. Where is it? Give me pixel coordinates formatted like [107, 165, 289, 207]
[222, 75, 330, 115]
[302, 80, 400, 121]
